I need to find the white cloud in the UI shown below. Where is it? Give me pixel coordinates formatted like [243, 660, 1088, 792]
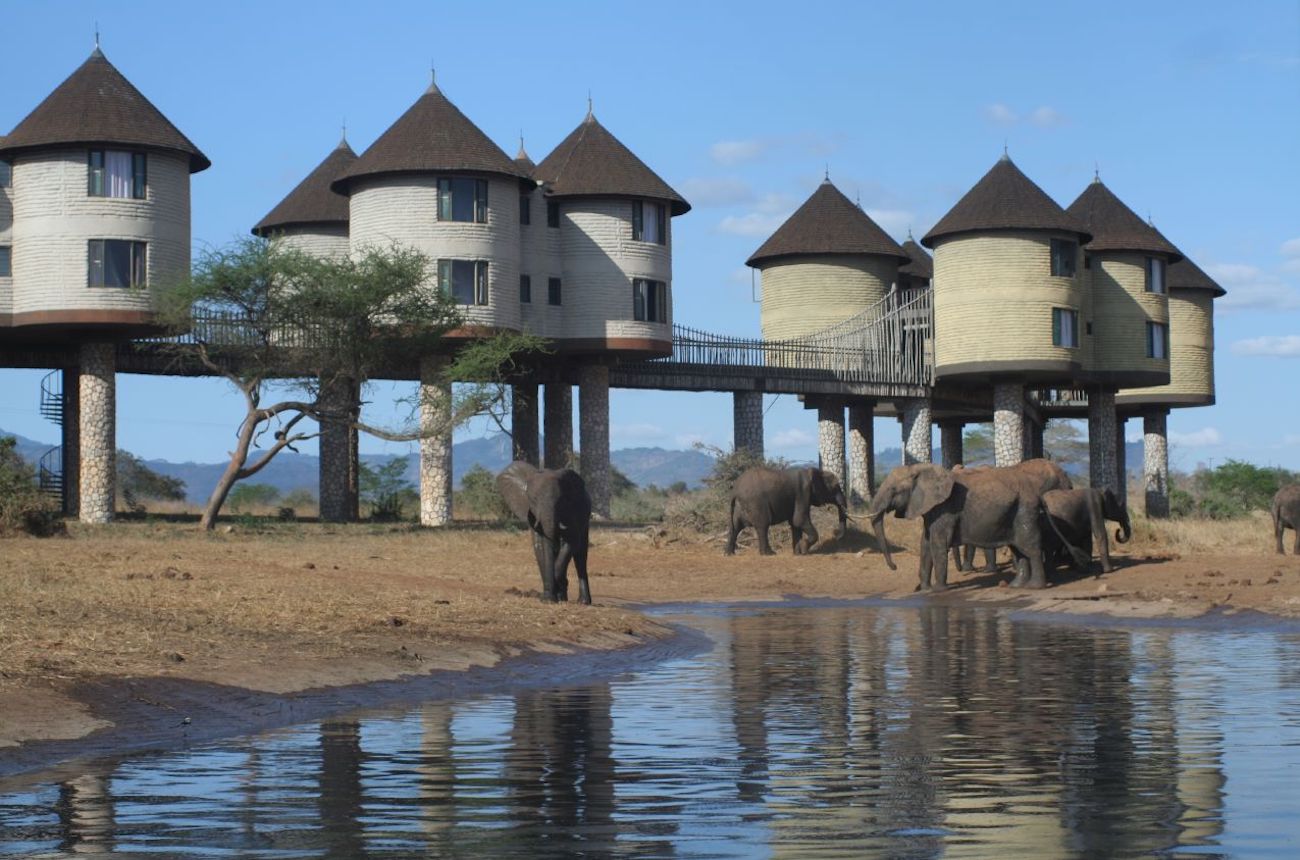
[983, 103, 1019, 125]
[770, 428, 816, 449]
[984, 103, 1067, 129]
[865, 207, 915, 237]
[1284, 434, 1300, 447]
[1126, 428, 1144, 444]
[677, 177, 754, 208]
[710, 139, 766, 166]
[718, 212, 790, 237]
[1028, 106, 1068, 128]
[1169, 427, 1223, 447]
[1231, 335, 1300, 357]
[1281, 237, 1300, 257]
[611, 422, 668, 445]
[1209, 262, 1300, 311]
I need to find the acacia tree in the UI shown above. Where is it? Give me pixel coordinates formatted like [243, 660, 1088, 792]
[159, 238, 543, 530]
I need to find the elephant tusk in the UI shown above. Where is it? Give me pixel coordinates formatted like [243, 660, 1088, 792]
[845, 512, 877, 522]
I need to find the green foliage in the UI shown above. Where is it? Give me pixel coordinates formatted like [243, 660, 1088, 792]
[226, 483, 280, 513]
[455, 464, 512, 520]
[1178, 459, 1299, 519]
[961, 424, 995, 466]
[360, 456, 415, 522]
[281, 488, 318, 510]
[0, 437, 62, 536]
[1043, 420, 1089, 469]
[117, 450, 186, 513]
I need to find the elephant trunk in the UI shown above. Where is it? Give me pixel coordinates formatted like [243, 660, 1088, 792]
[1115, 510, 1132, 545]
[872, 511, 897, 571]
[833, 490, 847, 539]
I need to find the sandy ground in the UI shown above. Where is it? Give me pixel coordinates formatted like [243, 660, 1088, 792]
[2, 517, 1299, 770]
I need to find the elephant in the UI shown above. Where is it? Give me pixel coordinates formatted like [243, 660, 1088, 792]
[867, 463, 1087, 591]
[496, 461, 592, 604]
[1040, 487, 1132, 574]
[1274, 484, 1300, 555]
[948, 461, 1073, 573]
[725, 467, 848, 556]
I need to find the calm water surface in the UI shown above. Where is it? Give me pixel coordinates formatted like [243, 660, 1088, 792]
[3, 604, 1300, 858]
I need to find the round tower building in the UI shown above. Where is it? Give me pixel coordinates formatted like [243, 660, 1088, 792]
[252, 135, 356, 258]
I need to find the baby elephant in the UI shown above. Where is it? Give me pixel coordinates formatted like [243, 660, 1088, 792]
[496, 461, 592, 604]
[726, 466, 847, 555]
[1041, 487, 1131, 574]
[1274, 484, 1300, 555]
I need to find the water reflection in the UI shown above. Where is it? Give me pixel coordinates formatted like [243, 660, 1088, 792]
[2, 605, 1298, 858]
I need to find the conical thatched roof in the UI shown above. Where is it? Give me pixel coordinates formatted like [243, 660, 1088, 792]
[747, 180, 908, 267]
[535, 112, 689, 215]
[1066, 179, 1181, 262]
[899, 237, 934, 280]
[0, 49, 209, 172]
[922, 155, 1088, 247]
[1168, 256, 1227, 297]
[253, 137, 356, 235]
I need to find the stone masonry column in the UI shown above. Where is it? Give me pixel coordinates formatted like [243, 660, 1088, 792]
[940, 421, 964, 469]
[817, 403, 846, 486]
[78, 343, 116, 524]
[732, 391, 764, 459]
[1088, 387, 1120, 496]
[418, 356, 453, 527]
[543, 382, 573, 470]
[1143, 410, 1170, 519]
[901, 398, 932, 465]
[1117, 418, 1129, 504]
[318, 376, 354, 523]
[993, 382, 1025, 467]
[578, 365, 611, 518]
[511, 382, 540, 466]
[61, 366, 81, 517]
[847, 401, 875, 505]
[1028, 419, 1045, 460]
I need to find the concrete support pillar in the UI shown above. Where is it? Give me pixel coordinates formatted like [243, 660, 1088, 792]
[993, 382, 1025, 467]
[901, 398, 932, 465]
[1143, 410, 1170, 519]
[847, 401, 875, 505]
[418, 356, 453, 527]
[61, 366, 81, 517]
[1117, 418, 1129, 504]
[78, 343, 116, 524]
[318, 376, 357, 523]
[1026, 417, 1045, 460]
[1088, 387, 1120, 496]
[732, 391, 764, 459]
[511, 382, 540, 466]
[578, 365, 611, 518]
[817, 403, 846, 486]
[940, 421, 964, 469]
[543, 382, 573, 470]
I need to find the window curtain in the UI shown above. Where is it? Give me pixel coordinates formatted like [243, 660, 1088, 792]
[105, 151, 134, 199]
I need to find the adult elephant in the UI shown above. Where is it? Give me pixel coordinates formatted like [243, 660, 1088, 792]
[725, 467, 847, 556]
[954, 460, 1073, 572]
[1273, 483, 1300, 555]
[1041, 487, 1131, 574]
[497, 461, 592, 604]
[866, 463, 1086, 590]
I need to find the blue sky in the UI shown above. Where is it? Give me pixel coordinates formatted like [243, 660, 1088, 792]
[1, 0, 1297, 472]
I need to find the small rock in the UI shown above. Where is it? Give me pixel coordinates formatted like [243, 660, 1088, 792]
[165, 652, 186, 663]
[1240, 578, 1252, 586]
[386, 616, 405, 627]
[1097, 583, 1110, 593]
[303, 562, 316, 570]
[222, 526, 234, 534]
[434, 599, 450, 605]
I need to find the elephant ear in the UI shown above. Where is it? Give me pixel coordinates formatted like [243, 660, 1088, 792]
[496, 461, 538, 523]
[903, 465, 955, 519]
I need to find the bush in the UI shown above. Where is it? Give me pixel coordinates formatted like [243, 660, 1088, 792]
[0, 437, 63, 537]
[663, 445, 787, 534]
[1170, 460, 1299, 520]
[226, 483, 280, 513]
[360, 457, 415, 522]
[456, 464, 511, 520]
[118, 450, 185, 513]
[281, 488, 317, 510]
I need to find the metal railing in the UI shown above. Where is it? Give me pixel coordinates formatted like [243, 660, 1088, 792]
[38, 446, 62, 497]
[39, 370, 63, 424]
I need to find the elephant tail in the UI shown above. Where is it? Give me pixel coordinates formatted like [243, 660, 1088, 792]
[1041, 500, 1091, 570]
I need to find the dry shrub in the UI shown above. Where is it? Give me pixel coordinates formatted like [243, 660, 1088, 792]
[1123, 508, 1276, 555]
[0, 437, 64, 537]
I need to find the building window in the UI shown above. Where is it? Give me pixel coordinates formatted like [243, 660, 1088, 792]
[546, 200, 560, 228]
[633, 278, 667, 323]
[437, 259, 488, 305]
[1145, 257, 1166, 294]
[0, 245, 10, 278]
[1049, 239, 1076, 277]
[88, 239, 147, 288]
[88, 150, 146, 199]
[1147, 321, 1169, 359]
[519, 194, 531, 226]
[437, 177, 488, 223]
[519, 274, 531, 303]
[548, 277, 562, 306]
[0, 160, 10, 188]
[632, 200, 666, 244]
[1052, 307, 1078, 348]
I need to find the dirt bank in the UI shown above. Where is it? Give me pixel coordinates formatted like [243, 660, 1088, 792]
[2, 519, 1298, 770]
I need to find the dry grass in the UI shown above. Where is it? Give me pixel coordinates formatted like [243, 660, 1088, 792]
[1123, 509, 1278, 556]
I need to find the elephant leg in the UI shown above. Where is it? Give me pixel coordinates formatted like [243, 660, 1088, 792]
[917, 532, 933, 591]
[982, 547, 997, 572]
[535, 532, 558, 602]
[757, 523, 776, 555]
[791, 525, 803, 555]
[571, 536, 591, 605]
[554, 540, 574, 602]
[1293, 525, 1299, 555]
[963, 544, 977, 572]
[1009, 549, 1031, 588]
[801, 521, 820, 554]
[930, 534, 952, 592]
[951, 545, 965, 572]
[1010, 527, 1048, 589]
[1089, 496, 1113, 573]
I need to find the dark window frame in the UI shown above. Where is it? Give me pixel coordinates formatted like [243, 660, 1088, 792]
[632, 200, 667, 244]
[1050, 238, 1077, 278]
[1051, 307, 1079, 348]
[1147, 321, 1169, 359]
[546, 200, 560, 228]
[0, 245, 10, 278]
[436, 258, 489, 306]
[88, 239, 147, 288]
[0, 160, 10, 188]
[87, 149, 146, 199]
[519, 194, 531, 226]
[437, 177, 489, 223]
[547, 277, 562, 306]
[632, 278, 668, 323]
[1145, 257, 1166, 294]
[519, 274, 531, 304]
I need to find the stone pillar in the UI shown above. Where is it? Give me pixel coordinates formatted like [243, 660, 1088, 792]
[940, 421, 963, 469]
[61, 366, 81, 517]
[1029, 419, 1045, 460]
[901, 398, 932, 465]
[511, 382, 540, 466]
[1117, 418, 1129, 504]
[847, 401, 875, 504]
[993, 382, 1025, 467]
[1088, 387, 1119, 496]
[578, 365, 611, 518]
[78, 343, 116, 524]
[318, 376, 355, 523]
[543, 382, 573, 470]
[732, 391, 764, 459]
[1143, 410, 1169, 519]
[418, 356, 453, 527]
[817, 404, 846, 486]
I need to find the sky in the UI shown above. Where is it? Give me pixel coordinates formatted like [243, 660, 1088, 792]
[1, 0, 1297, 473]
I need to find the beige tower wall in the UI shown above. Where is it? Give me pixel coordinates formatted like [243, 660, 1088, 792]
[932, 231, 1084, 377]
[10, 148, 190, 319]
[348, 174, 522, 331]
[1119, 289, 1215, 406]
[271, 225, 350, 259]
[1087, 251, 1170, 383]
[759, 255, 896, 341]
[518, 184, 564, 340]
[0, 172, 11, 317]
[559, 198, 672, 348]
